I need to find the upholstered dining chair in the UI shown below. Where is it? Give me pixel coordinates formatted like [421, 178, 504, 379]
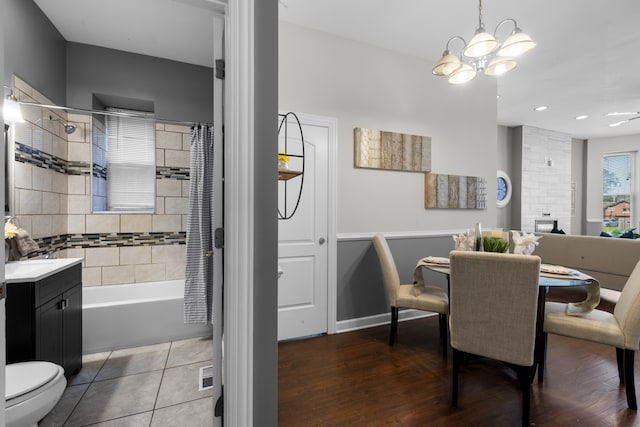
[372, 233, 449, 354]
[543, 259, 640, 409]
[449, 251, 541, 427]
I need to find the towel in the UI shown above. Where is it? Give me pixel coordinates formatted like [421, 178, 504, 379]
[15, 227, 39, 257]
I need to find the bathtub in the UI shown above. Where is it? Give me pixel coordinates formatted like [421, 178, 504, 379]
[82, 280, 213, 354]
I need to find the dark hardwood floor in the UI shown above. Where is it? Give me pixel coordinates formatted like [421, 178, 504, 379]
[278, 289, 639, 426]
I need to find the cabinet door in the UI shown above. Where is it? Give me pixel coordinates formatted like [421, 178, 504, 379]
[63, 285, 83, 376]
[37, 297, 63, 367]
[6, 282, 36, 363]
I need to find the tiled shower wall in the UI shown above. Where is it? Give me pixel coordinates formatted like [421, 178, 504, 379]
[10, 76, 190, 286]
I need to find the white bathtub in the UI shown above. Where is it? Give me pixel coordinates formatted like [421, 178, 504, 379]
[83, 280, 213, 353]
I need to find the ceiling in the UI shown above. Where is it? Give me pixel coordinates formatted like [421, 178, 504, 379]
[34, 0, 640, 140]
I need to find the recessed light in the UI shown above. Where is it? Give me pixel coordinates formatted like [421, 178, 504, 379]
[607, 111, 639, 116]
[534, 106, 548, 112]
[575, 115, 588, 120]
[609, 120, 628, 127]
[496, 94, 501, 99]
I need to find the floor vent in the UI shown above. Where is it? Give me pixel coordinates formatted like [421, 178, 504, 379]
[199, 365, 214, 391]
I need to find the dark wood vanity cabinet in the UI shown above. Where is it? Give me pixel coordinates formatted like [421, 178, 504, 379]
[6, 263, 83, 380]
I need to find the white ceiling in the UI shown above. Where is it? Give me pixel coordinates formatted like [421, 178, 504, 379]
[34, 0, 640, 140]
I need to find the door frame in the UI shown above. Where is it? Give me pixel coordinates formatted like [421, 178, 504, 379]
[278, 111, 338, 335]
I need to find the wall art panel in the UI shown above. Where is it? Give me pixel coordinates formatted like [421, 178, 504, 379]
[424, 173, 487, 209]
[354, 128, 431, 172]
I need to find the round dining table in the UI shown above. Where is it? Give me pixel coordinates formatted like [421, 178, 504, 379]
[416, 258, 599, 382]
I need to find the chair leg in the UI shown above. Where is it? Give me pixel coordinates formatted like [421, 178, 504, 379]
[517, 366, 532, 427]
[537, 332, 548, 383]
[623, 349, 637, 410]
[388, 307, 398, 346]
[452, 349, 460, 408]
[617, 348, 625, 384]
[439, 313, 448, 358]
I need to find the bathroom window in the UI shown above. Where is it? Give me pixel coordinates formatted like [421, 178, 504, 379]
[93, 108, 156, 212]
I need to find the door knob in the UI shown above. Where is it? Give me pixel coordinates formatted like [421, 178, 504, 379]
[319, 237, 326, 245]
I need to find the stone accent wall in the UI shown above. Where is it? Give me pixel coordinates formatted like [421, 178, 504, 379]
[9, 76, 191, 286]
[519, 125, 572, 232]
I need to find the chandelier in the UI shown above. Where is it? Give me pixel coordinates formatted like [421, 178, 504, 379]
[432, 0, 536, 85]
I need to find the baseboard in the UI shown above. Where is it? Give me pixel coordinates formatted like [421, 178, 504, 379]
[335, 309, 436, 334]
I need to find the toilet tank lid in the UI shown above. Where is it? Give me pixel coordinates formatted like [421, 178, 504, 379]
[6, 361, 62, 400]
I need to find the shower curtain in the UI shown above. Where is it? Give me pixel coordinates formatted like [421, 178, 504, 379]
[184, 124, 215, 324]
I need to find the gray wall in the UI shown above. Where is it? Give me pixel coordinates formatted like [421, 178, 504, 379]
[571, 138, 586, 235]
[4, 0, 66, 104]
[511, 126, 524, 230]
[496, 125, 514, 230]
[67, 43, 213, 123]
[279, 22, 499, 235]
[4, 0, 214, 123]
[254, 0, 278, 424]
[337, 235, 453, 321]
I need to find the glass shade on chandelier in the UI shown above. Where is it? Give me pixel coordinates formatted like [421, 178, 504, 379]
[432, 1, 535, 85]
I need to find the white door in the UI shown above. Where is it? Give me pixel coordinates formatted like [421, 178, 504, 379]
[278, 114, 330, 341]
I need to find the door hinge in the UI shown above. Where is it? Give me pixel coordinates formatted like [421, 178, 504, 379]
[214, 227, 224, 249]
[214, 387, 224, 417]
[215, 59, 225, 80]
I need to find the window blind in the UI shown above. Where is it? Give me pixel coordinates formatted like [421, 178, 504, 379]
[106, 108, 156, 211]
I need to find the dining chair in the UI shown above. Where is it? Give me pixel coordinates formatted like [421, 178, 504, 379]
[372, 233, 449, 354]
[449, 251, 540, 427]
[543, 259, 640, 409]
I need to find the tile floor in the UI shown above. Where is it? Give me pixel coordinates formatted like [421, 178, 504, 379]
[40, 336, 216, 427]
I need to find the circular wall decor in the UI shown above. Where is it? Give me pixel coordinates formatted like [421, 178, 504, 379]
[496, 170, 512, 208]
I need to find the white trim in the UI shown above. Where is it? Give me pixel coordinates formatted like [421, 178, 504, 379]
[224, 1, 253, 426]
[336, 310, 436, 334]
[337, 229, 468, 242]
[211, 12, 225, 427]
[327, 116, 338, 335]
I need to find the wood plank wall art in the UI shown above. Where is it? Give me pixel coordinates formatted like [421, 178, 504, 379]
[354, 128, 431, 172]
[424, 173, 487, 209]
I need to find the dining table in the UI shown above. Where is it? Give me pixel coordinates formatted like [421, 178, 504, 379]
[413, 254, 601, 382]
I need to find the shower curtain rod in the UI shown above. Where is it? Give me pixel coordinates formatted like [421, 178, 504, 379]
[17, 101, 213, 127]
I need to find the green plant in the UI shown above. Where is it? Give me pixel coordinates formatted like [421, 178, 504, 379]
[482, 237, 510, 253]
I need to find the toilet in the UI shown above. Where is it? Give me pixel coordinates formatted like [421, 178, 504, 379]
[6, 361, 66, 427]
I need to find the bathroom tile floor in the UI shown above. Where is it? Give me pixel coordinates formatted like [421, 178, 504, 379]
[39, 336, 216, 427]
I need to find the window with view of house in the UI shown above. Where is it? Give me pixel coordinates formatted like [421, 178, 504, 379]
[602, 153, 635, 233]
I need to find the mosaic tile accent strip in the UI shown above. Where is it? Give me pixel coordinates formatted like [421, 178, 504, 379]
[354, 128, 431, 172]
[424, 173, 487, 209]
[66, 231, 186, 248]
[15, 142, 91, 175]
[157, 166, 190, 180]
[92, 163, 108, 180]
[15, 143, 190, 180]
[26, 232, 186, 259]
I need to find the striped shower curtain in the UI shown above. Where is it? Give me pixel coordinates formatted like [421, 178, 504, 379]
[184, 124, 215, 324]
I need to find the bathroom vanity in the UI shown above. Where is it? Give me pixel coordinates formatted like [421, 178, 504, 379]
[5, 258, 83, 380]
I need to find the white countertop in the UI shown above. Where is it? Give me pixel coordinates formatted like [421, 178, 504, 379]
[5, 258, 83, 283]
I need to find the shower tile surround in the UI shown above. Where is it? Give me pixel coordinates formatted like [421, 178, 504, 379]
[9, 76, 191, 286]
